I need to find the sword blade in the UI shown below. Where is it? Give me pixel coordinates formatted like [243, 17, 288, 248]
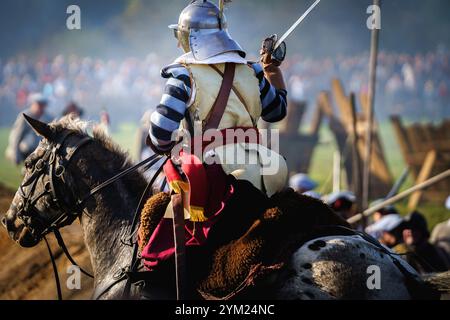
[274, 0, 321, 49]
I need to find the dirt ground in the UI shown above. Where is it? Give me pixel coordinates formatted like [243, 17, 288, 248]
[0, 183, 94, 300]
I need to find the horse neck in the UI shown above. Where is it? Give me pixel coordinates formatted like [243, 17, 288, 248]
[72, 141, 146, 287]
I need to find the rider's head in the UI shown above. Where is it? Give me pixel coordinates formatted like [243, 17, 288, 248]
[169, 0, 245, 60]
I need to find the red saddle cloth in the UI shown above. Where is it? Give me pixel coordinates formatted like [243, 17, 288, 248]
[141, 157, 233, 271]
[141, 127, 260, 270]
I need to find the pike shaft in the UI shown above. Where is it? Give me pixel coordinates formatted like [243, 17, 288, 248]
[348, 169, 450, 224]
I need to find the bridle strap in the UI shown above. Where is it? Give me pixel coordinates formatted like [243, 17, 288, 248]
[122, 157, 167, 246]
[121, 156, 168, 299]
[53, 229, 94, 278]
[95, 154, 167, 300]
[49, 135, 93, 217]
[19, 128, 168, 300]
[59, 153, 165, 300]
[44, 236, 62, 300]
[77, 153, 162, 209]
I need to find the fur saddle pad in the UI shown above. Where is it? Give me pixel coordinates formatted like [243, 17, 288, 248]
[138, 185, 350, 300]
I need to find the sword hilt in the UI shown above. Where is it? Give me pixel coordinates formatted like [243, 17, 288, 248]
[261, 34, 287, 65]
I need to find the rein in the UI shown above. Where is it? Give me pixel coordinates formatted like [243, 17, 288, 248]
[16, 130, 165, 300]
[94, 155, 168, 300]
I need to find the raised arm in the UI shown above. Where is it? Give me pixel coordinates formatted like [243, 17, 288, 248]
[251, 62, 288, 123]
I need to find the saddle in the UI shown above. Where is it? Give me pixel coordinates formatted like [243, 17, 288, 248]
[137, 183, 351, 299]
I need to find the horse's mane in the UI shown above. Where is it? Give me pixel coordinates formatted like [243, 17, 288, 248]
[49, 114, 133, 167]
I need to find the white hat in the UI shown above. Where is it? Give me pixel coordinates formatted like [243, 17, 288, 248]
[365, 214, 404, 238]
[303, 191, 322, 200]
[324, 191, 356, 205]
[289, 173, 317, 192]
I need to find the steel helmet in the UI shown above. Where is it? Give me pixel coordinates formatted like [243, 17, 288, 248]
[169, 0, 245, 61]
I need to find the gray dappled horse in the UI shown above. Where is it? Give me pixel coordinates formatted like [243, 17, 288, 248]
[2, 115, 449, 300]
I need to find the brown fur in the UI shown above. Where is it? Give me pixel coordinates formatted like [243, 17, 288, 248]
[198, 209, 279, 298]
[139, 192, 171, 251]
[423, 271, 450, 294]
[199, 189, 350, 299]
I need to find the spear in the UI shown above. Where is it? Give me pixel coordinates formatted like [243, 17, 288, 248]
[348, 169, 450, 224]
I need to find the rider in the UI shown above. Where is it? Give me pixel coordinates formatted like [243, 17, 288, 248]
[142, 0, 289, 270]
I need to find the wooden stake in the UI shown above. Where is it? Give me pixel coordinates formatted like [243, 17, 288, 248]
[408, 150, 437, 210]
[362, 0, 381, 209]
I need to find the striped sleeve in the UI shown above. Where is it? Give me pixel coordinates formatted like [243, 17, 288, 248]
[149, 65, 192, 152]
[251, 63, 288, 123]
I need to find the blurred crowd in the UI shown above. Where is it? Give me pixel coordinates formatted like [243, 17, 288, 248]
[0, 53, 166, 126]
[1, 47, 449, 127]
[290, 172, 450, 274]
[284, 47, 450, 120]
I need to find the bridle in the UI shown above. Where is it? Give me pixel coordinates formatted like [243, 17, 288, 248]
[15, 129, 166, 300]
[17, 131, 92, 242]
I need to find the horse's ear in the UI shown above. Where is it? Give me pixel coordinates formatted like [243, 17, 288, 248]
[23, 114, 54, 140]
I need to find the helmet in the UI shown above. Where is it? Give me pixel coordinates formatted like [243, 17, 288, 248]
[169, 0, 245, 61]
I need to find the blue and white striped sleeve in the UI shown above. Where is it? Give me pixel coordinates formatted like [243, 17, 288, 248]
[251, 63, 288, 123]
[149, 65, 192, 152]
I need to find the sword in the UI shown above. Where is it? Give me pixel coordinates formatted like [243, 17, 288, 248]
[274, 0, 321, 50]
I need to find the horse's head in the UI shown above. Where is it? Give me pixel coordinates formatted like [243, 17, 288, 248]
[2, 115, 93, 247]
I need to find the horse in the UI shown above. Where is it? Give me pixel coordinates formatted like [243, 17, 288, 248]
[2, 115, 449, 300]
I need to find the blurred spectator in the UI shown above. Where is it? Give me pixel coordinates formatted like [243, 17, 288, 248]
[5, 93, 52, 165]
[367, 213, 405, 248]
[95, 109, 111, 136]
[365, 205, 399, 239]
[324, 191, 356, 220]
[429, 196, 450, 268]
[396, 211, 449, 273]
[289, 173, 317, 194]
[288, 75, 305, 102]
[402, 62, 416, 92]
[370, 199, 399, 222]
[365, 200, 400, 239]
[62, 101, 84, 118]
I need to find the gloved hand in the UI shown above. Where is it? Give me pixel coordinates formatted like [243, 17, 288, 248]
[260, 34, 287, 68]
[259, 35, 287, 91]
